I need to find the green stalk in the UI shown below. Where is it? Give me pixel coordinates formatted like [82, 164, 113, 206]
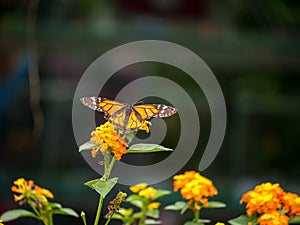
[104, 212, 114, 225]
[194, 209, 200, 222]
[138, 203, 148, 225]
[48, 214, 54, 225]
[93, 155, 116, 225]
[104, 150, 110, 172]
[105, 157, 116, 178]
[28, 201, 47, 224]
[41, 218, 48, 225]
[41, 210, 50, 225]
[94, 196, 104, 225]
[28, 201, 40, 217]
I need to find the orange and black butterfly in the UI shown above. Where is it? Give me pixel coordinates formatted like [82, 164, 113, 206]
[80, 96, 177, 132]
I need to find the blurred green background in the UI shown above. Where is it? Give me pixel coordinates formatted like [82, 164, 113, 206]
[1, 0, 300, 224]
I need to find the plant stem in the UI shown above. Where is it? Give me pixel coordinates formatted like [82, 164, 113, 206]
[94, 195, 104, 225]
[194, 209, 200, 222]
[105, 157, 116, 178]
[138, 205, 147, 225]
[48, 214, 54, 225]
[28, 201, 40, 217]
[104, 151, 110, 172]
[94, 156, 116, 225]
[104, 212, 114, 225]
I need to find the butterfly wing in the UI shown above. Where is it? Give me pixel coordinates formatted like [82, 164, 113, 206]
[109, 106, 128, 130]
[125, 110, 144, 132]
[133, 104, 177, 119]
[124, 104, 177, 132]
[80, 97, 126, 121]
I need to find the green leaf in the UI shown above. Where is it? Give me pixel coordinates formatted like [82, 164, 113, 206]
[111, 213, 124, 219]
[127, 144, 173, 153]
[92, 177, 118, 198]
[123, 217, 135, 224]
[0, 209, 38, 222]
[152, 189, 171, 200]
[79, 141, 99, 152]
[48, 202, 62, 209]
[146, 209, 159, 219]
[126, 194, 144, 208]
[118, 208, 133, 217]
[204, 201, 226, 208]
[132, 211, 143, 219]
[228, 215, 258, 225]
[84, 178, 101, 189]
[180, 204, 189, 214]
[111, 210, 135, 224]
[145, 219, 162, 224]
[51, 208, 79, 217]
[290, 215, 300, 224]
[129, 200, 144, 208]
[164, 201, 186, 211]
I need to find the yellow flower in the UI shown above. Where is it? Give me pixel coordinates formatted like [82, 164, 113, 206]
[90, 122, 127, 160]
[139, 121, 151, 133]
[173, 171, 218, 209]
[130, 183, 148, 193]
[215, 223, 225, 225]
[11, 178, 54, 205]
[148, 202, 160, 210]
[11, 178, 35, 204]
[34, 185, 54, 199]
[240, 182, 284, 217]
[282, 192, 300, 217]
[139, 187, 157, 199]
[0, 219, 4, 225]
[258, 211, 289, 225]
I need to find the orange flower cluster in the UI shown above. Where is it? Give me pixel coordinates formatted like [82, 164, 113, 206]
[282, 192, 300, 217]
[257, 211, 289, 225]
[240, 182, 284, 216]
[173, 171, 218, 210]
[11, 178, 54, 206]
[90, 122, 127, 160]
[240, 182, 300, 225]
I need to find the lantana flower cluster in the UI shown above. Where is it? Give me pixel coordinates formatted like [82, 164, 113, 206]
[90, 122, 127, 160]
[11, 178, 54, 206]
[240, 182, 300, 225]
[173, 170, 218, 210]
[257, 211, 289, 225]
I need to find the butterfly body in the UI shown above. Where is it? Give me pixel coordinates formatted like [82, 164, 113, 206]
[80, 96, 177, 132]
